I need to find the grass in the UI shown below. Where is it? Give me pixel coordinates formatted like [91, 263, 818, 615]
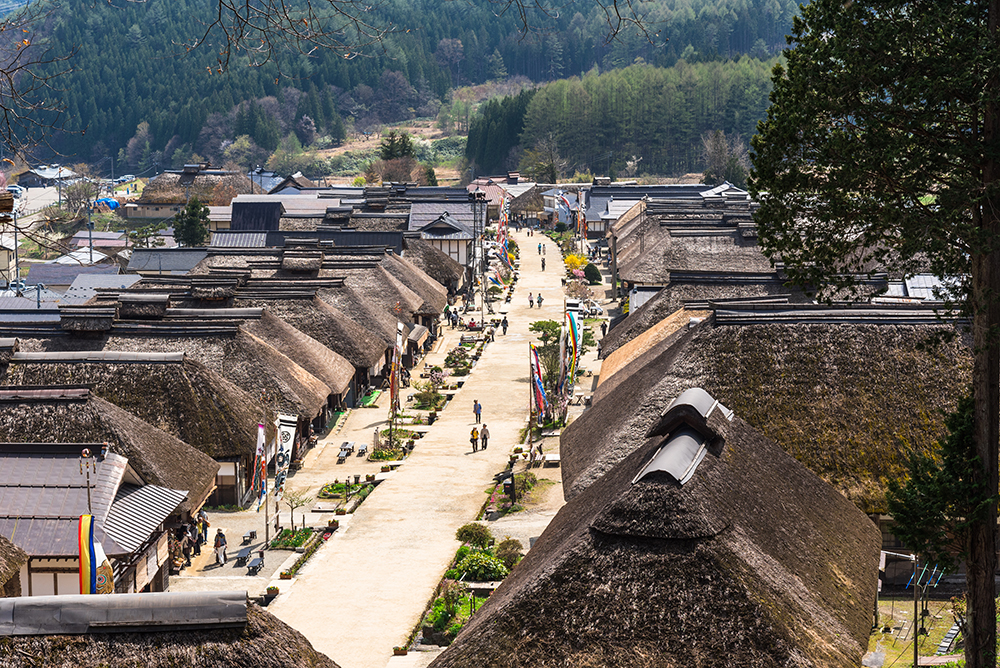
[869, 596, 961, 666]
[358, 389, 381, 407]
[270, 527, 314, 549]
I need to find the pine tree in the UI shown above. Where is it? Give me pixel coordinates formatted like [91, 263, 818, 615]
[173, 198, 210, 247]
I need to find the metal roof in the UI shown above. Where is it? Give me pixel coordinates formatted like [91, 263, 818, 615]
[64, 274, 141, 302]
[0, 590, 248, 635]
[418, 213, 474, 241]
[0, 386, 90, 401]
[210, 231, 268, 248]
[128, 249, 208, 274]
[409, 201, 475, 231]
[634, 428, 707, 486]
[25, 263, 120, 286]
[104, 483, 186, 553]
[47, 249, 111, 266]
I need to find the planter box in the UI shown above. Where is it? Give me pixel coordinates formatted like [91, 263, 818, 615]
[393, 648, 408, 656]
[280, 571, 292, 580]
[335, 508, 347, 516]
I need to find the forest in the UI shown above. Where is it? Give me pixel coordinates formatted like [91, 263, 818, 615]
[467, 58, 774, 177]
[21, 0, 798, 175]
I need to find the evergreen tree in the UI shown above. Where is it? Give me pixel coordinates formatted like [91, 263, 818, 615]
[750, 2, 1000, 664]
[172, 198, 210, 247]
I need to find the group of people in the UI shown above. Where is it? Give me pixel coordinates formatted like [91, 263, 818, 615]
[527, 292, 544, 308]
[176, 508, 213, 568]
[470, 399, 490, 451]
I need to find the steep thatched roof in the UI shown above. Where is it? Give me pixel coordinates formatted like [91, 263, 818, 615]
[0, 534, 27, 590]
[382, 252, 448, 316]
[237, 297, 387, 371]
[0, 602, 339, 667]
[401, 239, 465, 288]
[2, 353, 260, 460]
[432, 397, 880, 668]
[618, 231, 773, 285]
[140, 172, 258, 205]
[599, 307, 709, 381]
[243, 311, 354, 395]
[0, 388, 218, 514]
[568, 319, 970, 512]
[316, 265, 421, 345]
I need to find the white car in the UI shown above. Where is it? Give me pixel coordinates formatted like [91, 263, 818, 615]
[6, 185, 23, 198]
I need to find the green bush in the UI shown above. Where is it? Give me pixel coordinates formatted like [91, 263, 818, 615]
[456, 522, 492, 548]
[444, 568, 460, 579]
[513, 471, 538, 502]
[495, 538, 523, 570]
[454, 545, 471, 564]
[456, 552, 509, 581]
[427, 597, 452, 631]
[584, 263, 602, 284]
[554, 222, 567, 233]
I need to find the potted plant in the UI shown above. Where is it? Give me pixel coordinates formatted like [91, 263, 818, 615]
[335, 508, 347, 516]
[381, 465, 391, 472]
[365, 474, 376, 482]
[393, 647, 407, 656]
[266, 585, 279, 595]
[327, 519, 340, 529]
[280, 570, 292, 580]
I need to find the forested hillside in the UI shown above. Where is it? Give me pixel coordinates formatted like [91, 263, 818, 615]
[26, 0, 798, 171]
[467, 58, 774, 176]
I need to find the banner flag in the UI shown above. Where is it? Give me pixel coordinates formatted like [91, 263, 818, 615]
[274, 414, 297, 502]
[530, 343, 548, 412]
[254, 423, 267, 512]
[79, 515, 113, 594]
[390, 321, 405, 413]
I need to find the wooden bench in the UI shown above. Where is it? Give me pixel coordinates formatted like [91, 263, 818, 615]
[543, 454, 561, 467]
[357, 443, 368, 457]
[460, 334, 478, 344]
[246, 556, 264, 576]
[235, 547, 252, 566]
[242, 530, 257, 545]
[337, 441, 355, 463]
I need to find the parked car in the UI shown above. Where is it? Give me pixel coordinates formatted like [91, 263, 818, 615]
[565, 299, 604, 317]
[6, 185, 23, 198]
[117, 174, 136, 184]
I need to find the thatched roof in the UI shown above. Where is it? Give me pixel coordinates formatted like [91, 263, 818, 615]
[602, 283, 800, 358]
[382, 252, 448, 316]
[599, 307, 709, 381]
[237, 296, 387, 371]
[0, 601, 339, 667]
[1, 352, 261, 460]
[242, 311, 354, 395]
[618, 231, 773, 285]
[402, 238, 465, 288]
[0, 534, 27, 591]
[140, 172, 258, 205]
[0, 388, 218, 514]
[316, 265, 421, 345]
[568, 318, 970, 512]
[432, 393, 880, 668]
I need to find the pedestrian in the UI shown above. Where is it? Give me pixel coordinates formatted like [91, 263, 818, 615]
[501, 316, 508, 335]
[537, 242, 542, 255]
[214, 528, 228, 566]
[480, 424, 490, 450]
[198, 508, 209, 544]
[541, 257, 546, 271]
[451, 311, 459, 328]
[487, 325, 495, 342]
[470, 426, 479, 452]
[543, 244, 546, 255]
[528, 292, 534, 308]
[188, 522, 201, 556]
[473, 399, 482, 423]
[537, 293, 543, 308]
[601, 321, 608, 337]
[180, 527, 192, 566]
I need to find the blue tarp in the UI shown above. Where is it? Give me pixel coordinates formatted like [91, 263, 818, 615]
[95, 198, 119, 210]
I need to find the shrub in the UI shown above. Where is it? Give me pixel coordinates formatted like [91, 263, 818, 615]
[554, 222, 567, 233]
[444, 568, 460, 579]
[584, 263, 602, 284]
[456, 522, 492, 548]
[495, 538, 523, 570]
[456, 552, 509, 581]
[454, 545, 471, 565]
[563, 254, 588, 272]
[513, 472, 538, 501]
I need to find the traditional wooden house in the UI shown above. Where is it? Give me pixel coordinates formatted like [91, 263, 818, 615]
[0, 345, 262, 506]
[401, 238, 466, 295]
[123, 165, 258, 219]
[416, 213, 474, 267]
[431, 388, 880, 667]
[575, 301, 971, 514]
[0, 591, 339, 667]
[0, 386, 219, 594]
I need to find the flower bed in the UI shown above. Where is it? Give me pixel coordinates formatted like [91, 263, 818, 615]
[270, 527, 314, 549]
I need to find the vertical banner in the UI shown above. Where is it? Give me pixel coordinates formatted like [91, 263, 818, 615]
[273, 414, 297, 502]
[529, 343, 548, 414]
[390, 321, 404, 414]
[79, 515, 113, 594]
[254, 423, 268, 512]
[567, 310, 581, 378]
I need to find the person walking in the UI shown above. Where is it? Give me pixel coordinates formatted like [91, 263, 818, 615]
[470, 426, 479, 452]
[480, 424, 490, 450]
[198, 508, 209, 545]
[214, 528, 228, 566]
[180, 527, 192, 567]
[188, 522, 201, 556]
[543, 244, 546, 255]
[501, 316, 508, 335]
[541, 257, 546, 271]
[528, 292, 534, 308]
[601, 320, 608, 337]
[473, 399, 482, 423]
[537, 242, 542, 255]
[537, 293, 544, 308]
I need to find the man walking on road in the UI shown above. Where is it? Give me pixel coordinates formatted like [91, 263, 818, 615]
[601, 321, 608, 337]
[214, 528, 228, 566]
[480, 425, 490, 450]
[541, 257, 545, 271]
[528, 292, 534, 308]
[470, 426, 479, 452]
[501, 316, 508, 335]
[473, 399, 482, 423]
[537, 294, 544, 308]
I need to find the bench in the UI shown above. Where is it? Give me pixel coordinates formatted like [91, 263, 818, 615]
[246, 557, 264, 576]
[242, 530, 257, 545]
[357, 444, 368, 457]
[235, 547, 252, 566]
[460, 334, 478, 344]
[543, 454, 561, 467]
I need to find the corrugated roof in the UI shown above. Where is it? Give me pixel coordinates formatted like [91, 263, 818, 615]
[0, 387, 90, 401]
[26, 264, 119, 286]
[104, 483, 186, 553]
[210, 231, 268, 248]
[47, 249, 111, 266]
[64, 274, 141, 302]
[12, 351, 185, 363]
[409, 201, 475, 231]
[128, 249, 208, 273]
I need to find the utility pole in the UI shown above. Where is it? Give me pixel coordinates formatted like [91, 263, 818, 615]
[87, 200, 94, 265]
